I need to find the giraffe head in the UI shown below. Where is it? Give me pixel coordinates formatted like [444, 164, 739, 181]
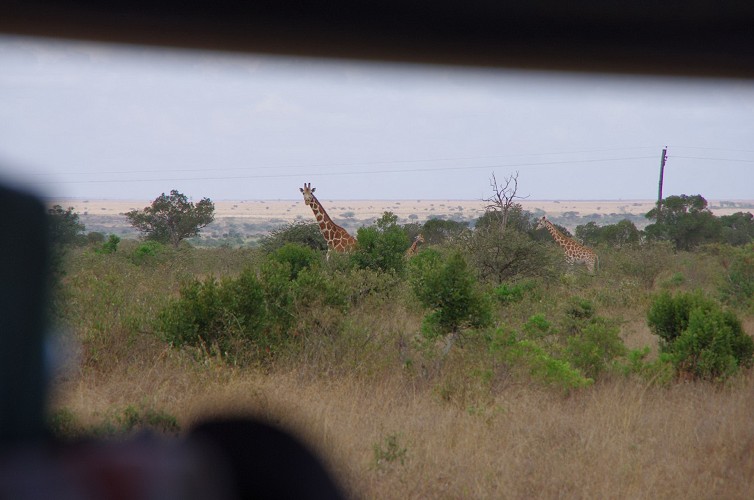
[536, 216, 549, 230]
[415, 233, 425, 244]
[300, 183, 316, 206]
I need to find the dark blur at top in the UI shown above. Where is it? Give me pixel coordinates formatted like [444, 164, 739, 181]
[1, 0, 753, 78]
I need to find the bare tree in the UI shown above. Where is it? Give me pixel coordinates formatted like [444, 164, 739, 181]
[483, 171, 528, 231]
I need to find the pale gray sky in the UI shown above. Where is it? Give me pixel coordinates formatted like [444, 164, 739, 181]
[1, 34, 753, 201]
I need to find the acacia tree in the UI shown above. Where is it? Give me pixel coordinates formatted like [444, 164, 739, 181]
[125, 190, 215, 247]
[645, 194, 721, 250]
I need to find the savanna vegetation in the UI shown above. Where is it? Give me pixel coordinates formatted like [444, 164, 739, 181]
[47, 192, 754, 498]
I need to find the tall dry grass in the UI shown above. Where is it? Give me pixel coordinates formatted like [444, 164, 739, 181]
[53, 347, 754, 499]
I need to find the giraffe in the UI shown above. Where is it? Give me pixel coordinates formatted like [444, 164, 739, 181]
[536, 216, 599, 274]
[300, 183, 357, 256]
[406, 233, 425, 257]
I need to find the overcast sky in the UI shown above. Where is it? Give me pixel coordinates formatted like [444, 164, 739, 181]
[1, 35, 753, 201]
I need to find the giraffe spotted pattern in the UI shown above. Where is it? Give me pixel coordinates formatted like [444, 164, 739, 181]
[536, 216, 599, 274]
[406, 233, 425, 257]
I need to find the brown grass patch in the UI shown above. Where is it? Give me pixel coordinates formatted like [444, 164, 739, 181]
[53, 347, 754, 499]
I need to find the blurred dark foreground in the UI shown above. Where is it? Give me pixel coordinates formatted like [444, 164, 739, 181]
[0, 183, 345, 500]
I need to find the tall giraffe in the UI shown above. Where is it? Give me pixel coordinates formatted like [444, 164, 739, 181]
[536, 216, 599, 274]
[300, 183, 357, 256]
[406, 233, 425, 257]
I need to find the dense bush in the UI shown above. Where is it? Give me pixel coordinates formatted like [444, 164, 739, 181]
[719, 212, 754, 246]
[268, 243, 321, 280]
[352, 212, 410, 274]
[461, 225, 561, 284]
[420, 218, 468, 245]
[95, 234, 121, 254]
[575, 219, 641, 247]
[157, 269, 269, 355]
[647, 291, 754, 380]
[488, 328, 593, 392]
[517, 298, 628, 380]
[409, 250, 492, 342]
[260, 221, 328, 253]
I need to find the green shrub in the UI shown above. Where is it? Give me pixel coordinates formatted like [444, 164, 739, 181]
[130, 240, 166, 264]
[463, 226, 561, 284]
[520, 299, 628, 380]
[647, 291, 754, 380]
[96, 234, 121, 254]
[260, 221, 327, 253]
[494, 280, 536, 304]
[410, 250, 492, 339]
[269, 243, 320, 280]
[489, 329, 593, 392]
[563, 318, 627, 379]
[157, 268, 271, 357]
[373, 433, 408, 469]
[352, 212, 409, 274]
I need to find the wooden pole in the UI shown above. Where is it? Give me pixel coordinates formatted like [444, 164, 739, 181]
[657, 147, 667, 219]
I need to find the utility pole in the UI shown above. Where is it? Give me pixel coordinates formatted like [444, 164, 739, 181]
[657, 147, 668, 220]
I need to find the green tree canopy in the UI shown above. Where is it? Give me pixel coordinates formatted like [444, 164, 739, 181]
[125, 190, 215, 247]
[421, 218, 468, 244]
[474, 205, 535, 233]
[645, 194, 722, 250]
[575, 219, 641, 247]
[719, 212, 754, 246]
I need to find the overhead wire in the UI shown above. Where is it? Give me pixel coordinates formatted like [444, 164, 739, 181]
[33, 155, 657, 185]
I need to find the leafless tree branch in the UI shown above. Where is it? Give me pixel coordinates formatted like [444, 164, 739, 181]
[482, 171, 528, 231]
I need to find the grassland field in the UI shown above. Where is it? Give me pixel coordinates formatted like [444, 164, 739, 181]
[48, 198, 754, 499]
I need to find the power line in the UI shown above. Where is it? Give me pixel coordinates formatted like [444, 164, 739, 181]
[24, 146, 658, 177]
[32, 155, 655, 185]
[672, 156, 754, 163]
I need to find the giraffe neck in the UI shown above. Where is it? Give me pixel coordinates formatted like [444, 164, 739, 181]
[308, 194, 334, 230]
[543, 220, 571, 248]
[308, 194, 356, 252]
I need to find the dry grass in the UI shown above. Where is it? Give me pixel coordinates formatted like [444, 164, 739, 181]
[53, 341, 754, 499]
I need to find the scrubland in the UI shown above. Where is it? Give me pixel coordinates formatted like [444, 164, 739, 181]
[50, 236, 754, 499]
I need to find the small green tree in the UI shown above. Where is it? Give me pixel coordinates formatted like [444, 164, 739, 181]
[125, 190, 215, 248]
[410, 250, 492, 350]
[647, 291, 754, 380]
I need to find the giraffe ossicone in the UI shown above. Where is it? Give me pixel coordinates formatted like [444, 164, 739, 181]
[300, 183, 357, 256]
[536, 216, 599, 274]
